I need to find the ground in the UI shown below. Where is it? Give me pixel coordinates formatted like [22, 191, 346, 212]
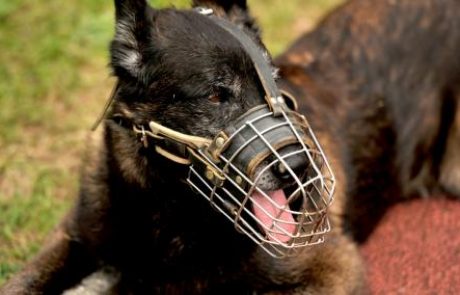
[0, 0, 343, 284]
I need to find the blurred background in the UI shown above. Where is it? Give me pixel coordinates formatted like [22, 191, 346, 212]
[0, 0, 343, 283]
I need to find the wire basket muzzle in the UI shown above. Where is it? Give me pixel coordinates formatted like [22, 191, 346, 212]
[187, 105, 335, 258]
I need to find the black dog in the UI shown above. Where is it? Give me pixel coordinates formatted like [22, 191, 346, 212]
[2, 0, 460, 294]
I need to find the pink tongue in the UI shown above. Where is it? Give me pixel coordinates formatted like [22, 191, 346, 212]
[251, 189, 296, 243]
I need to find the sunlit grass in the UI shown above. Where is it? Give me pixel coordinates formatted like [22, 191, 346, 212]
[0, 0, 342, 284]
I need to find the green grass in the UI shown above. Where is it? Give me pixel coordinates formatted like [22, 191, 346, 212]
[0, 0, 343, 285]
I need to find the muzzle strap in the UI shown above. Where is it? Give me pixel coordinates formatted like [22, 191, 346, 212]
[210, 16, 288, 116]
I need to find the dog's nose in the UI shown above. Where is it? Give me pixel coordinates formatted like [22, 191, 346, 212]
[271, 146, 308, 181]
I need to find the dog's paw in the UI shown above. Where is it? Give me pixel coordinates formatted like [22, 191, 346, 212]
[63, 267, 120, 295]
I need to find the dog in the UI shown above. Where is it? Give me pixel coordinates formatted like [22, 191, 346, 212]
[275, 0, 460, 241]
[1, 0, 460, 294]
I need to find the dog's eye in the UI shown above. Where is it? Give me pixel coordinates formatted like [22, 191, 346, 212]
[207, 87, 231, 105]
[208, 93, 221, 104]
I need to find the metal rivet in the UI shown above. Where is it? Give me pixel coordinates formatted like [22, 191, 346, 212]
[235, 175, 243, 185]
[215, 137, 225, 148]
[205, 169, 214, 181]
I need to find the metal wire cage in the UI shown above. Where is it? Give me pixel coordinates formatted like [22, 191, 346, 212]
[187, 105, 335, 258]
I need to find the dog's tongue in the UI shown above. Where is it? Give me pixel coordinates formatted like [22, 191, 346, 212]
[251, 189, 296, 243]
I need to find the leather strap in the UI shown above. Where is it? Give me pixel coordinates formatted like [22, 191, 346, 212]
[210, 16, 288, 116]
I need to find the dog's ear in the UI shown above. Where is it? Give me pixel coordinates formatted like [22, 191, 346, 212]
[192, 0, 259, 36]
[111, 0, 154, 79]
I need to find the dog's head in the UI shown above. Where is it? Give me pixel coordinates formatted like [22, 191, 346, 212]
[106, 0, 334, 258]
[110, 0, 267, 136]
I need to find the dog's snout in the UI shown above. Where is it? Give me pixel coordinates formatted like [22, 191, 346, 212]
[272, 145, 309, 181]
[273, 162, 291, 180]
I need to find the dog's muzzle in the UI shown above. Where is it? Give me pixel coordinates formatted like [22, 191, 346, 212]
[189, 104, 335, 258]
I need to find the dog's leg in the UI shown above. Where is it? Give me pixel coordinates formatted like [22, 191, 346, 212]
[0, 218, 97, 295]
